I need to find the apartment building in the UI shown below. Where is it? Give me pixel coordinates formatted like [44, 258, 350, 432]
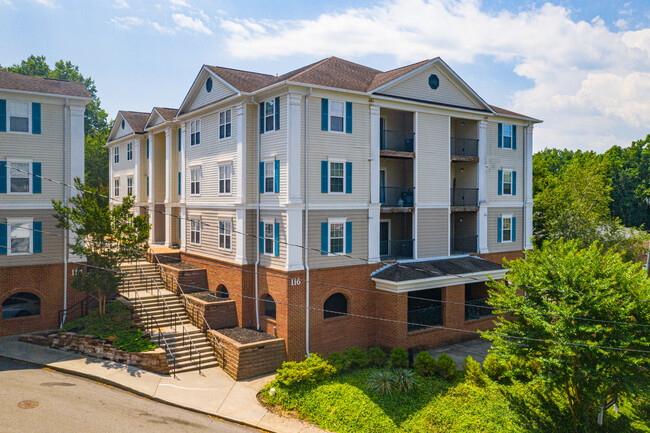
[0, 70, 91, 335]
[108, 57, 540, 360]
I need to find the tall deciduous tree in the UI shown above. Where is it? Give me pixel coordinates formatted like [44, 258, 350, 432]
[484, 240, 650, 430]
[53, 179, 149, 316]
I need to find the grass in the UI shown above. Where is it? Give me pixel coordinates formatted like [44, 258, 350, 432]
[261, 369, 650, 433]
[61, 300, 157, 353]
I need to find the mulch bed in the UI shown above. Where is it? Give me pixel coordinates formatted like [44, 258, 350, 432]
[217, 327, 275, 344]
[189, 291, 224, 302]
[164, 262, 200, 270]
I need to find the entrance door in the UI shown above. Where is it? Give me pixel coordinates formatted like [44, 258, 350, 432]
[379, 169, 386, 204]
[380, 220, 390, 256]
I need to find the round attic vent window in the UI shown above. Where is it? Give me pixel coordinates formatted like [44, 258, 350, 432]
[121, 119, 125, 129]
[206, 77, 213, 93]
[428, 74, 440, 90]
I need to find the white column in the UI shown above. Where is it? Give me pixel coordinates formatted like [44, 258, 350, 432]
[524, 124, 534, 250]
[369, 104, 380, 204]
[286, 207, 304, 271]
[478, 119, 489, 253]
[287, 94, 302, 204]
[108, 143, 113, 206]
[180, 206, 187, 251]
[164, 208, 172, 247]
[235, 208, 246, 264]
[133, 138, 141, 204]
[164, 127, 172, 204]
[148, 133, 155, 243]
[180, 123, 186, 204]
[235, 105, 246, 204]
[69, 105, 85, 196]
[368, 205, 380, 263]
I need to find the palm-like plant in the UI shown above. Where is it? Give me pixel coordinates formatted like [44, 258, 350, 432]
[367, 370, 395, 396]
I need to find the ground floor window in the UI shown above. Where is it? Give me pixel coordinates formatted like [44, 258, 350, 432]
[189, 217, 201, 245]
[263, 294, 276, 319]
[407, 288, 443, 332]
[324, 293, 348, 319]
[216, 284, 229, 299]
[464, 282, 492, 320]
[2, 292, 41, 319]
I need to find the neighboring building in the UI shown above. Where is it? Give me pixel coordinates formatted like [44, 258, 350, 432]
[0, 70, 91, 335]
[107, 57, 541, 360]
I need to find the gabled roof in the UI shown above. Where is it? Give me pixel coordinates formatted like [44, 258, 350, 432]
[373, 256, 504, 282]
[204, 65, 275, 93]
[144, 107, 179, 130]
[0, 69, 92, 99]
[367, 58, 433, 91]
[106, 110, 149, 143]
[490, 105, 541, 122]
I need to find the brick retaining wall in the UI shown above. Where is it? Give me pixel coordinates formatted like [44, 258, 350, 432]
[159, 264, 209, 295]
[183, 294, 238, 331]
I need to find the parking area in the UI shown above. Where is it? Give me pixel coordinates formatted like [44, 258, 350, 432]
[428, 338, 492, 368]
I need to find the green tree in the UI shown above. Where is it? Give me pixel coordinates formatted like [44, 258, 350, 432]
[484, 240, 650, 430]
[84, 124, 111, 192]
[53, 179, 149, 316]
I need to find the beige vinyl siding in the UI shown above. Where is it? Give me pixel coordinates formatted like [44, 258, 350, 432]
[486, 119, 525, 202]
[380, 63, 482, 109]
[259, 95, 287, 205]
[114, 115, 134, 139]
[171, 127, 180, 203]
[258, 209, 286, 269]
[416, 112, 449, 204]
[153, 133, 166, 203]
[246, 104, 259, 201]
[416, 208, 449, 258]
[307, 93, 370, 205]
[111, 138, 137, 204]
[0, 210, 64, 267]
[487, 206, 524, 252]
[185, 208, 237, 261]
[188, 75, 236, 112]
[139, 137, 148, 201]
[0, 94, 66, 206]
[307, 209, 368, 269]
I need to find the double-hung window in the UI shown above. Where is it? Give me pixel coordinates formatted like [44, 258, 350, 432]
[502, 216, 512, 242]
[264, 100, 275, 132]
[329, 101, 344, 132]
[9, 101, 29, 133]
[219, 163, 232, 194]
[264, 160, 275, 193]
[218, 219, 232, 250]
[7, 219, 32, 255]
[7, 161, 30, 193]
[189, 217, 201, 244]
[126, 176, 133, 196]
[329, 162, 344, 193]
[127, 142, 133, 160]
[114, 145, 120, 164]
[502, 170, 512, 195]
[263, 221, 275, 255]
[502, 124, 512, 149]
[219, 109, 232, 139]
[114, 178, 120, 197]
[190, 166, 202, 196]
[190, 119, 201, 146]
[329, 221, 345, 254]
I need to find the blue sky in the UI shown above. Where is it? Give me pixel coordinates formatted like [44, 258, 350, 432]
[1, 0, 649, 152]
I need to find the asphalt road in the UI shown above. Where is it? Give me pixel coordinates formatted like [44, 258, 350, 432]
[0, 357, 258, 433]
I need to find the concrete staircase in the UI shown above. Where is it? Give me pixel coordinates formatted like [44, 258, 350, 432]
[119, 261, 219, 374]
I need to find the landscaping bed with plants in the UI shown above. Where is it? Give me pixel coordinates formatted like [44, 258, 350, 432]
[217, 327, 275, 344]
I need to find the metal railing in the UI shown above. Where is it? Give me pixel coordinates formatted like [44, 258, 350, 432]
[58, 296, 98, 326]
[451, 235, 478, 254]
[450, 188, 478, 206]
[380, 129, 415, 152]
[464, 298, 493, 321]
[408, 304, 444, 332]
[380, 239, 414, 260]
[380, 186, 414, 207]
[451, 137, 479, 157]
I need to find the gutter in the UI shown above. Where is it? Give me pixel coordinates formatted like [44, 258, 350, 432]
[60, 98, 69, 327]
[304, 88, 312, 357]
[254, 95, 261, 330]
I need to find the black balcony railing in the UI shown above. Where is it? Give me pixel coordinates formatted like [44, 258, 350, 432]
[408, 304, 443, 332]
[464, 298, 493, 321]
[450, 188, 478, 206]
[381, 129, 415, 152]
[451, 235, 478, 254]
[451, 137, 479, 157]
[380, 239, 414, 260]
[380, 186, 414, 207]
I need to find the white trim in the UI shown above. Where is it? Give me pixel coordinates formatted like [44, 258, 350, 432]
[217, 218, 233, 251]
[327, 217, 347, 256]
[262, 158, 276, 194]
[189, 216, 202, 245]
[501, 169, 513, 196]
[176, 66, 240, 116]
[126, 176, 133, 196]
[379, 218, 391, 257]
[501, 213, 513, 243]
[6, 217, 34, 256]
[6, 100, 32, 134]
[218, 161, 233, 196]
[328, 99, 346, 133]
[189, 165, 202, 196]
[373, 268, 508, 293]
[189, 119, 201, 147]
[6, 159, 33, 195]
[327, 159, 346, 194]
[218, 108, 233, 140]
[113, 176, 120, 197]
[262, 99, 277, 133]
[126, 141, 133, 161]
[261, 219, 276, 256]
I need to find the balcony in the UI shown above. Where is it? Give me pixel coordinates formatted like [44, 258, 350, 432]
[450, 188, 478, 207]
[451, 235, 478, 255]
[451, 137, 479, 161]
[464, 298, 492, 321]
[408, 305, 443, 332]
[380, 186, 414, 209]
[380, 239, 414, 260]
[380, 130, 415, 156]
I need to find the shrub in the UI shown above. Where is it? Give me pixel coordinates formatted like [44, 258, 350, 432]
[367, 370, 395, 396]
[463, 356, 488, 387]
[483, 353, 508, 381]
[389, 347, 409, 369]
[414, 351, 437, 377]
[344, 346, 369, 369]
[368, 347, 387, 368]
[393, 368, 418, 393]
[275, 354, 336, 387]
[435, 353, 457, 380]
[327, 351, 351, 373]
[506, 356, 541, 382]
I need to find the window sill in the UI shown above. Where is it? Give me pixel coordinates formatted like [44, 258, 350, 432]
[407, 325, 443, 336]
[463, 315, 494, 324]
[2, 314, 41, 321]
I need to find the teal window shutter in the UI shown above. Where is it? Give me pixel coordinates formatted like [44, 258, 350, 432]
[178, 172, 181, 195]
[0, 161, 6, 194]
[497, 169, 503, 195]
[0, 222, 6, 255]
[146, 176, 149, 196]
[274, 97, 280, 130]
[259, 103, 264, 134]
[512, 125, 517, 150]
[321, 161, 328, 193]
[498, 123, 503, 148]
[512, 171, 517, 195]
[321, 98, 329, 131]
[345, 101, 352, 134]
[0, 99, 6, 132]
[497, 217, 502, 242]
[259, 161, 264, 193]
[178, 218, 181, 239]
[259, 222, 264, 252]
[345, 162, 352, 194]
[33, 221, 42, 253]
[146, 139, 149, 159]
[178, 129, 181, 151]
[32, 103, 41, 134]
[321, 222, 328, 255]
[512, 217, 517, 242]
[345, 221, 352, 253]
[32, 162, 42, 194]
[274, 222, 280, 256]
[274, 159, 280, 193]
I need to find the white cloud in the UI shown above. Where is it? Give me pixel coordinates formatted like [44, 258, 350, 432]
[615, 18, 628, 30]
[170, 0, 189, 7]
[172, 13, 212, 34]
[31, 0, 57, 7]
[110, 16, 144, 30]
[218, 0, 650, 151]
[1, 0, 12, 5]
[114, 0, 129, 9]
[151, 21, 175, 34]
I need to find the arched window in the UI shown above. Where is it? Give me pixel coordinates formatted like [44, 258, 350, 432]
[263, 294, 276, 319]
[216, 284, 229, 299]
[2, 292, 41, 319]
[324, 293, 348, 319]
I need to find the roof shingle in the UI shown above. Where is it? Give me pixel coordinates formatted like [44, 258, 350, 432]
[373, 256, 504, 282]
[0, 69, 91, 98]
[119, 110, 149, 134]
[153, 107, 178, 122]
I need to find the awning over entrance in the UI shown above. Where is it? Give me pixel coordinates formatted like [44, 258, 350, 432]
[371, 256, 507, 293]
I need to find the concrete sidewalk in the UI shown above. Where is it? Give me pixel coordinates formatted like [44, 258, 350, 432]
[0, 335, 324, 433]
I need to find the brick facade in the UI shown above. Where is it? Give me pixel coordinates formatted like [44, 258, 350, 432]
[183, 294, 238, 331]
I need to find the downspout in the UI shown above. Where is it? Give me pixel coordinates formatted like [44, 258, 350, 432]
[255, 96, 261, 330]
[60, 98, 69, 327]
[304, 88, 312, 357]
